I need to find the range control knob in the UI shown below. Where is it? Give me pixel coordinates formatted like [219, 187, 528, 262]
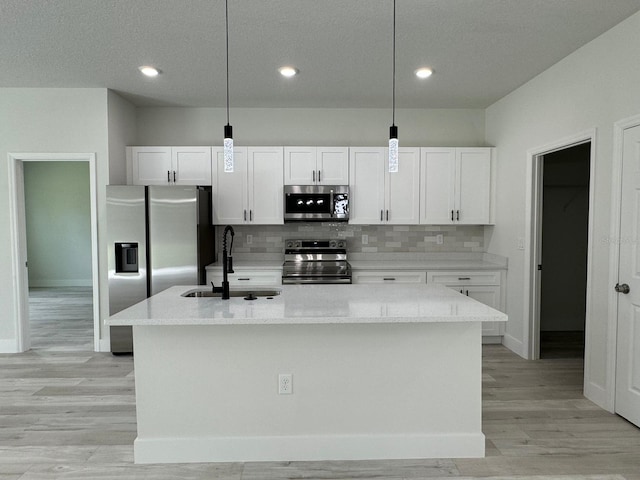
[294, 241, 301, 248]
[337, 241, 345, 248]
[286, 241, 293, 248]
[329, 240, 337, 248]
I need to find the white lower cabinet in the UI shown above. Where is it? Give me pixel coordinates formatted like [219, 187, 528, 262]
[206, 268, 282, 287]
[426, 270, 504, 340]
[352, 270, 426, 284]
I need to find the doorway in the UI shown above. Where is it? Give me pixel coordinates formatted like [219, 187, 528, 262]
[8, 153, 100, 353]
[538, 143, 591, 358]
[23, 161, 94, 351]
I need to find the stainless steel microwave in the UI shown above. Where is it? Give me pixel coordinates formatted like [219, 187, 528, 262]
[284, 185, 349, 222]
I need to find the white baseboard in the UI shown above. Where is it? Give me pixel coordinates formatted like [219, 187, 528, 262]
[0, 338, 21, 353]
[134, 433, 485, 464]
[584, 380, 612, 412]
[29, 279, 92, 288]
[502, 333, 526, 358]
[98, 338, 111, 353]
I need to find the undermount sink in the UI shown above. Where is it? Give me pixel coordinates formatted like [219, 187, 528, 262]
[181, 288, 281, 298]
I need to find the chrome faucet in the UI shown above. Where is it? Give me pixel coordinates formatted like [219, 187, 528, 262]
[211, 225, 235, 300]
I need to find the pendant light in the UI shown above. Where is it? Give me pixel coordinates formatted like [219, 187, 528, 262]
[223, 0, 234, 173]
[388, 0, 399, 173]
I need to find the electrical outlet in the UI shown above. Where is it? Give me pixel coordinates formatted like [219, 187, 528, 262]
[246, 234, 253, 244]
[362, 234, 368, 245]
[278, 373, 293, 394]
[436, 234, 444, 245]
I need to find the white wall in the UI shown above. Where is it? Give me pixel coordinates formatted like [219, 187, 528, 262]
[136, 108, 486, 146]
[0, 88, 110, 351]
[108, 91, 137, 184]
[24, 162, 92, 287]
[485, 10, 640, 407]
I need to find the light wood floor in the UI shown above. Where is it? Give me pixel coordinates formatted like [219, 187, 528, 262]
[0, 288, 638, 479]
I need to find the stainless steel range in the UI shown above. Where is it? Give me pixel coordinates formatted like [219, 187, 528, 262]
[282, 239, 352, 284]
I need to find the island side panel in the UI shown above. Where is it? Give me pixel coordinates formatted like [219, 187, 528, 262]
[133, 322, 484, 463]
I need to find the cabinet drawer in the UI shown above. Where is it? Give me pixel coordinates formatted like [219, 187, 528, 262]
[426, 271, 500, 286]
[352, 271, 426, 284]
[207, 270, 282, 286]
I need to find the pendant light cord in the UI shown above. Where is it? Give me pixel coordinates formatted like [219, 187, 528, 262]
[225, 0, 230, 126]
[392, 0, 396, 127]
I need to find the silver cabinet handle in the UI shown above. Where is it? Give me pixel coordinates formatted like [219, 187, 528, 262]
[456, 210, 460, 221]
[313, 170, 316, 182]
[238, 278, 251, 281]
[173, 171, 176, 183]
[451, 210, 454, 221]
[383, 277, 396, 281]
[458, 277, 471, 281]
[318, 170, 321, 183]
[250, 210, 253, 221]
[244, 210, 247, 221]
[615, 283, 630, 294]
[465, 290, 469, 296]
[380, 210, 384, 221]
[167, 170, 171, 183]
[386, 210, 389, 221]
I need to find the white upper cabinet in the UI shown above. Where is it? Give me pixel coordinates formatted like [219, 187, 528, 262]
[420, 147, 492, 225]
[284, 147, 349, 185]
[349, 147, 420, 225]
[349, 147, 386, 224]
[128, 146, 212, 186]
[212, 146, 284, 225]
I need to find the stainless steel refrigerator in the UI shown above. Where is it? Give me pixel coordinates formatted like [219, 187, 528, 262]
[107, 185, 215, 353]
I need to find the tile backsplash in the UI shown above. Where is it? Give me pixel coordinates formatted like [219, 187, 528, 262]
[217, 224, 484, 255]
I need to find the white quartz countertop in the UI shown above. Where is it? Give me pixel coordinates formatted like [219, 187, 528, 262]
[205, 255, 507, 272]
[107, 284, 508, 327]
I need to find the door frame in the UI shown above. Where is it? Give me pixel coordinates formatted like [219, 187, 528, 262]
[523, 129, 596, 365]
[608, 113, 640, 412]
[8, 152, 100, 352]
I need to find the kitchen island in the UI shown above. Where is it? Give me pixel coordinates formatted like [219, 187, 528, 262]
[107, 284, 507, 464]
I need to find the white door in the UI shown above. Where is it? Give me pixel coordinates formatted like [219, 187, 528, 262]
[212, 147, 248, 224]
[317, 147, 349, 185]
[284, 147, 316, 185]
[615, 123, 640, 427]
[386, 148, 420, 224]
[349, 147, 385, 224]
[131, 147, 172, 185]
[420, 148, 456, 224]
[456, 148, 491, 224]
[248, 147, 284, 225]
[172, 147, 212, 186]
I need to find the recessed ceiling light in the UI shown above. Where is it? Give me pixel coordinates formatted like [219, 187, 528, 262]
[138, 66, 160, 77]
[415, 67, 433, 79]
[279, 66, 299, 78]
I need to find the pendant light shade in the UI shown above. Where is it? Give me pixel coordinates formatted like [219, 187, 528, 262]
[223, 0, 234, 173]
[389, 125, 398, 173]
[388, 0, 398, 173]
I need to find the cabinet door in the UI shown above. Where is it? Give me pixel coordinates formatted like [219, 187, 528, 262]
[284, 147, 316, 185]
[456, 148, 491, 224]
[349, 147, 386, 224]
[212, 147, 248, 224]
[386, 147, 420, 224]
[317, 147, 349, 185]
[463, 285, 503, 336]
[248, 147, 284, 225]
[172, 147, 212, 186]
[130, 147, 172, 185]
[420, 148, 456, 224]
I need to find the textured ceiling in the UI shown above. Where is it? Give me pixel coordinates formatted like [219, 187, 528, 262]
[1, 0, 639, 108]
